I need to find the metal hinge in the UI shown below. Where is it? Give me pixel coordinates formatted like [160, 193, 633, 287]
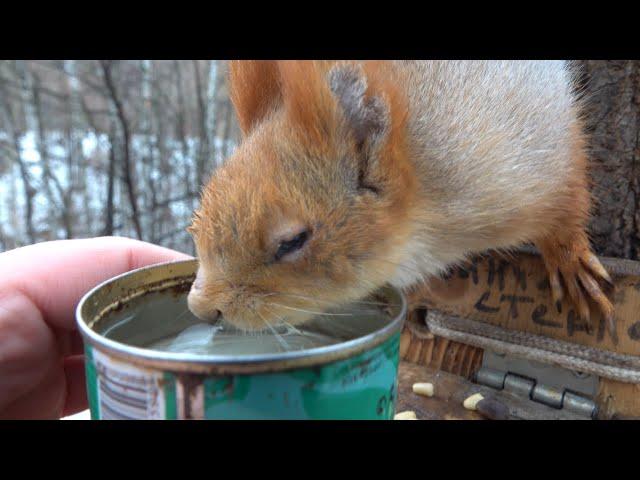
[475, 351, 598, 419]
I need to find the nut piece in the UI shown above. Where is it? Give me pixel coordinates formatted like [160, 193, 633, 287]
[412, 382, 434, 397]
[463, 393, 485, 411]
[394, 410, 418, 420]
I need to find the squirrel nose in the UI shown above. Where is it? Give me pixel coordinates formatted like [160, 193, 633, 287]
[187, 286, 223, 323]
[188, 298, 222, 323]
[195, 308, 221, 323]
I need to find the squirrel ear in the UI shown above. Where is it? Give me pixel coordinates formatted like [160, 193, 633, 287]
[328, 63, 390, 151]
[228, 61, 282, 136]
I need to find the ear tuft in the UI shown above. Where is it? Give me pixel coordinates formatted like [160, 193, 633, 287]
[328, 64, 390, 149]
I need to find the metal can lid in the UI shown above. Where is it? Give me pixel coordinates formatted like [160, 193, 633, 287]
[76, 259, 406, 375]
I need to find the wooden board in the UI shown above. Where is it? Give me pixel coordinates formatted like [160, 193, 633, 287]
[396, 361, 587, 420]
[401, 248, 640, 418]
[400, 307, 483, 380]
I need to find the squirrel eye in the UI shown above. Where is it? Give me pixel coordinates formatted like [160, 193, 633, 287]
[275, 230, 310, 261]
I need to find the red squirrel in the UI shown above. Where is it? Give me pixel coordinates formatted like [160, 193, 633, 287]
[187, 61, 617, 343]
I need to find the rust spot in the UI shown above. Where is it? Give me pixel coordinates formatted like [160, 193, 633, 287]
[92, 276, 195, 328]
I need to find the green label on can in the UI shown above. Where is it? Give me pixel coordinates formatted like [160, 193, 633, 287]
[163, 372, 177, 419]
[84, 344, 100, 419]
[85, 332, 400, 420]
[201, 332, 400, 419]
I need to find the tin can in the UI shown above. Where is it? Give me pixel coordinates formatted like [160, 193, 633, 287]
[76, 260, 406, 419]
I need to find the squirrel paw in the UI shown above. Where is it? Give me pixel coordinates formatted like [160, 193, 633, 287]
[537, 239, 617, 344]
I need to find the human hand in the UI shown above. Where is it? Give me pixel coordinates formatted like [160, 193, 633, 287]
[0, 236, 192, 419]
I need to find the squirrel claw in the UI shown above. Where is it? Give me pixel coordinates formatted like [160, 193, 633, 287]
[538, 240, 617, 345]
[581, 251, 614, 289]
[576, 255, 618, 344]
[548, 269, 564, 308]
[563, 270, 593, 332]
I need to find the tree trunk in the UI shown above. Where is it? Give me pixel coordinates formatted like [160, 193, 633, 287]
[0, 63, 36, 244]
[578, 60, 640, 261]
[206, 60, 219, 166]
[64, 59, 84, 238]
[193, 60, 211, 190]
[140, 59, 158, 243]
[32, 72, 59, 236]
[222, 97, 234, 159]
[103, 122, 117, 236]
[100, 60, 143, 240]
[174, 60, 194, 212]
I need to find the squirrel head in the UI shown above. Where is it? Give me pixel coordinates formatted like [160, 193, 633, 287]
[187, 61, 419, 331]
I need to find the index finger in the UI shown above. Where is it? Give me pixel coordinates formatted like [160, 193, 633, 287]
[0, 236, 193, 331]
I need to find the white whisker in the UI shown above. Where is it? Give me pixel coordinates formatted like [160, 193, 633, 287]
[264, 301, 353, 317]
[253, 308, 291, 351]
[262, 305, 306, 335]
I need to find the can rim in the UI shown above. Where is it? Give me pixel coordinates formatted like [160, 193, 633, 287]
[76, 259, 407, 374]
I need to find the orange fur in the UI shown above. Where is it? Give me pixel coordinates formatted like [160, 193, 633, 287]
[189, 61, 419, 330]
[228, 60, 282, 135]
[189, 60, 614, 339]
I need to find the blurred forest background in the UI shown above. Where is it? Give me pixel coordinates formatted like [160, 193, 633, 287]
[0, 60, 240, 255]
[0, 60, 638, 259]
